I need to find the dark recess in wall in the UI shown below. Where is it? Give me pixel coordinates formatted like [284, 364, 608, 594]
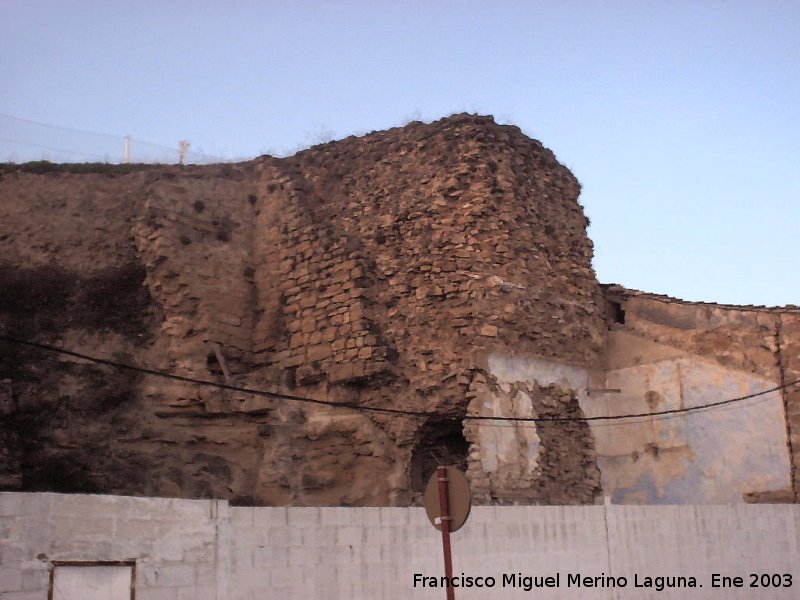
[409, 418, 469, 496]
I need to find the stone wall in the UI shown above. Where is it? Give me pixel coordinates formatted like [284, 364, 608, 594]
[465, 354, 603, 504]
[1, 116, 798, 507]
[0, 115, 606, 506]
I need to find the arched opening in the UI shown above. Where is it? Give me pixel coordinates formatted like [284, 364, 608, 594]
[409, 418, 469, 497]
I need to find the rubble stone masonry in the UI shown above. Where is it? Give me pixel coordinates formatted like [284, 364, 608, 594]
[0, 114, 797, 506]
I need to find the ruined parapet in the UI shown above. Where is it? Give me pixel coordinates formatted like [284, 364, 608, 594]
[0, 115, 607, 505]
[257, 115, 607, 504]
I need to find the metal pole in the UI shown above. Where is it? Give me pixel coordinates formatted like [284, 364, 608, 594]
[437, 466, 456, 600]
[124, 135, 130, 163]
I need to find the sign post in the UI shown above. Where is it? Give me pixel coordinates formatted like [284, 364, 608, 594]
[437, 466, 456, 600]
[423, 466, 471, 600]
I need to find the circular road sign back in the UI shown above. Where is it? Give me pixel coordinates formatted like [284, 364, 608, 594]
[423, 466, 471, 533]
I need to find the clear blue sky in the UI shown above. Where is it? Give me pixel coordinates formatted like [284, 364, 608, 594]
[1, 1, 798, 306]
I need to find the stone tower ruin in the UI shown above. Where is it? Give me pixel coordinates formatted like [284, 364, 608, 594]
[2, 114, 798, 506]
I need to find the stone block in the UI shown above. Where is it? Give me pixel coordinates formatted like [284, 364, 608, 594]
[283, 353, 305, 367]
[269, 565, 304, 589]
[299, 295, 317, 309]
[335, 526, 363, 546]
[480, 324, 498, 336]
[1, 592, 44, 600]
[177, 587, 215, 600]
[0, 542, 24, 565]
[137, 589, 178, 600]
[307, 344, 331, 361]
[20, 569, 46, 592]
[329, 363, 355, 383]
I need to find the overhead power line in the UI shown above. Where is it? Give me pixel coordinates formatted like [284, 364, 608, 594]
[0, 112, 225, 163]
[1, 335, 797, 424]
[0, 112, 123, 140]
[0, 138, 112, 160]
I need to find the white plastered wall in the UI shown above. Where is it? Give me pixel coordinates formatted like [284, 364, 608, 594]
[2, 493, 800, 600]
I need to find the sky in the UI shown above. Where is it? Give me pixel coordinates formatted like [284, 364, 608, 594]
[1, 1, 798, 306]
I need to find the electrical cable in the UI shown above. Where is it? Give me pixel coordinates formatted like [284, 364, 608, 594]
[0, 112, 221, 160]
[1, 334, 798, 424]
[0, 138, 112, 160]
[0, 112, 123, 139]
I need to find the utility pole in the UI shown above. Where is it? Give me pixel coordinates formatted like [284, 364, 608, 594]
[178, 140, 190, 165]
[124, 135, 131, 163]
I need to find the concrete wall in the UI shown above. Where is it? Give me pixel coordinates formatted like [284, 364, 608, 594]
[606, 290, 800, 501]
[2, 492, 800, 600]
[0, 493, 221, 600]
[594, 358, 790, 503]
[475, 345, 792, 504]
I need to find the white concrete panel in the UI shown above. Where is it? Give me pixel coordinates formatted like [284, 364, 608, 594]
[3, 492, 800, 600]
[53, 566, 131, 600]
[607, 504, 800, 600]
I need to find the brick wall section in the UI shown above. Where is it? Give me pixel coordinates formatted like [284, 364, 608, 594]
[239, 116, 607, 504]
[253, 162, 391, 385]
[465, 377, 601, 505]
[275, 115, 605, 420]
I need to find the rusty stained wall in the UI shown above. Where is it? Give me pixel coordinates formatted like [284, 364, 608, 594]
[465, 348, 793, 505]
[596, 290, 800, 503]
[596, 353, 790, 503]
